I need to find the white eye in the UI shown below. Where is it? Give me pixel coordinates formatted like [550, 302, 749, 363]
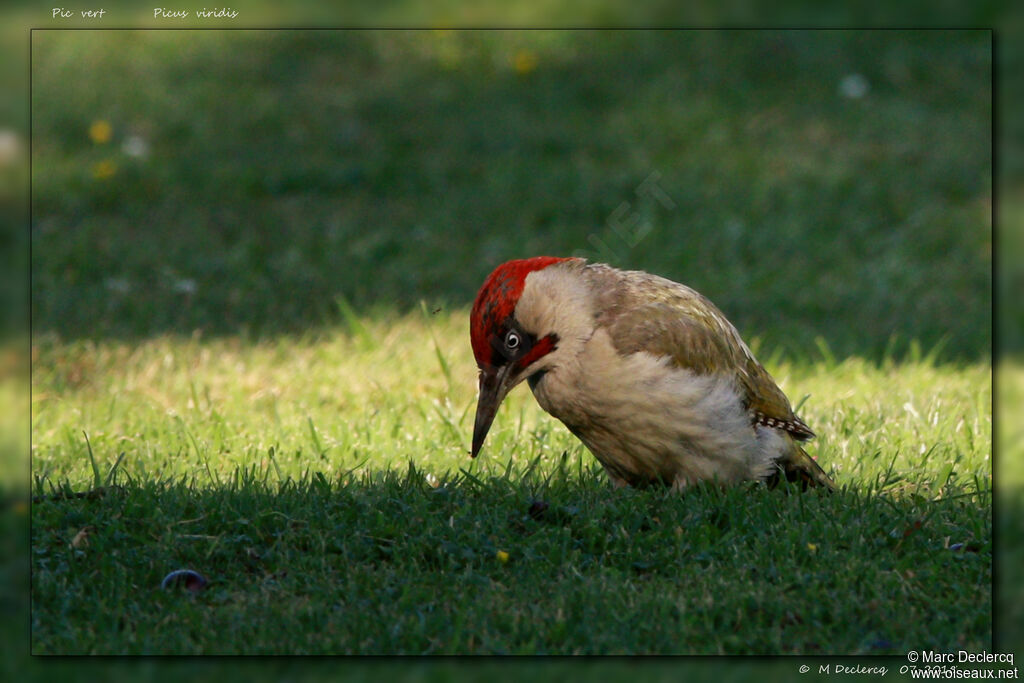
[505, 330, 521, 350]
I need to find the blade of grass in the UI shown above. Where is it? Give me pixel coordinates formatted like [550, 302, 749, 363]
[336, 293, 374, 350]
[82, 431, 101, 490]
[104, 451, 127, 486]
[420, 300, 454, 395]
[814, 336, 836, 367]
[268, 446, 284, 483]
[176, 416, 220, 487]
[308, 417, 326, 457]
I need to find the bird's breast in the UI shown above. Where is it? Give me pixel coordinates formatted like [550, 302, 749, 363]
[526, 327, 762, 485]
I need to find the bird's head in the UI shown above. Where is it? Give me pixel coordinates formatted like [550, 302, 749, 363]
[469, 256, 580, 458]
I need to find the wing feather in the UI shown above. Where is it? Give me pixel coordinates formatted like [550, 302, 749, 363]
[583, 263, 814, 440]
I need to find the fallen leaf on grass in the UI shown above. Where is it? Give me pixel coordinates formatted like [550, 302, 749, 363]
[161, 569, 208, 593]
[71, 526, 93, 548]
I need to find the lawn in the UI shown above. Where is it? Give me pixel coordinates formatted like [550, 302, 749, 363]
[29, 30, 993, 655]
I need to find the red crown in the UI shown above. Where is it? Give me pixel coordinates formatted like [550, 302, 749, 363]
[470, 256, 574, 367]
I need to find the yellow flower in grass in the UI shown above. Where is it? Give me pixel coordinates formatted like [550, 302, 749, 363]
[496, 550, 510, 564]
[513, 50, 538, 75]
[89, 120, 113, 144]
[92, 159, 117, 180]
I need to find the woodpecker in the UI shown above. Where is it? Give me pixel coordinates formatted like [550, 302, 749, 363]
[469, 256, 835, 491]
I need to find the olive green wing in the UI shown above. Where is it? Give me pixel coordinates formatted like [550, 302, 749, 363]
[586, 265, 814, 441]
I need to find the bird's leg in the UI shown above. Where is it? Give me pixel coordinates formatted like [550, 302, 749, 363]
[671, 475, 694, 493]
[607, 473, 630, 489]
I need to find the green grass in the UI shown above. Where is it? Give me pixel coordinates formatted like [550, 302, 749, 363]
[28, 29, 994, 655]
[995, 361, 1024, 651]
[30, 315, 992, 654]
[30, 30, 990, 361]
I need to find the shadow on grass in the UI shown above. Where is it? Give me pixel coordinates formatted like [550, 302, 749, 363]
[30, 30, 991, 362]
[29, 462, 991, 655]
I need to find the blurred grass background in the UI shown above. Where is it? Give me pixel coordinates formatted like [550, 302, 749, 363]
[0, 0, 1018, 679]
[31, 29, 990, 362]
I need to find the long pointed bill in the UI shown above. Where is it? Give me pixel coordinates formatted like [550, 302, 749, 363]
[471, 365, 513, 458]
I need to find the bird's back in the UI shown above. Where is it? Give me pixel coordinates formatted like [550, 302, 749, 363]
[580, 264, 809, 434]
[571, 262, 833, 489]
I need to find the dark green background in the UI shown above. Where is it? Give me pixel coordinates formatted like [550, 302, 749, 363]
[31, 30, 991, 364]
